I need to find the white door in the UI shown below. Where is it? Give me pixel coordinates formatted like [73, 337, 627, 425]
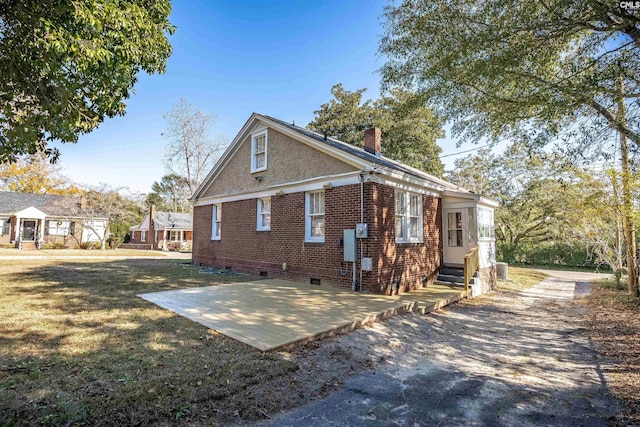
[444, 209, 468, 265]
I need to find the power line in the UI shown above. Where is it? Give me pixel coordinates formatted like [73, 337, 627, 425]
[439, 144, 490, 159]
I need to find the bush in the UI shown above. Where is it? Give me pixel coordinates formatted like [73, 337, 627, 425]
[41, 243, 65, 250]
[81, 242, 101, 250]
[498, 241, 606, 270]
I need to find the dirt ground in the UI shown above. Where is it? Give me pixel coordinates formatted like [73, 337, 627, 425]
[271, 270, 623, 426]
[581, 281, 640, 426]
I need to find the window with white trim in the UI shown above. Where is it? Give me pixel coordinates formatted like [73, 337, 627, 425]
[257, 197, 271, 231]
[477, 207, 495, 239]
[169, 230, 181, 241]
[131, 231, 136, 240]
[251, 130, 268, 172]
[211, 204, 221, 240]
[141, 230, 147, 242]
[46, 220, 73, 236]
[395, 190, 423, 243]
[305, 191, 325, 242]
[0, 218, 10, 236]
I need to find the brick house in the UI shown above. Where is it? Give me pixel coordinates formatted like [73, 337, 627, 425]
[129, 205, 193, 250]
[191, 113, 498, 295]
[0, 191, 108, 250]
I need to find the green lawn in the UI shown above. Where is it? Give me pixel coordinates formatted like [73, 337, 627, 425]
[496, 266, 549, 292]
[0, 248, 166, 257]
[0, 259, 305, 426]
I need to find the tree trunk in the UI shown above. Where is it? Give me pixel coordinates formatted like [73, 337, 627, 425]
[609, 169, 625, 284]
[617, 82, 639, 296]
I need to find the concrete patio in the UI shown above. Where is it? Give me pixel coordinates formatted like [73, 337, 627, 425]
[138, 279, 466, 351]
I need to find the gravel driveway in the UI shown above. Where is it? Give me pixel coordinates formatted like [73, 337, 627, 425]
[268, 270, 621, 426]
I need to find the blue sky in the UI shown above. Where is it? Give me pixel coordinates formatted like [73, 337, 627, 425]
[51, 0, 473, 194]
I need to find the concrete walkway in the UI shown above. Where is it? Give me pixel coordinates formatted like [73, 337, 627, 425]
[266, 270, 621, 426]
[139, 279, 465, 351]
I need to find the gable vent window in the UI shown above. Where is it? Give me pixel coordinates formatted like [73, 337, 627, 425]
[251, 130, 268, 173]
[257, 197, 271, 231]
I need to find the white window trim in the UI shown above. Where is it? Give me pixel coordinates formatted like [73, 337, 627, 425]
[305, 190, 325, 243]
[47, 220, 72, 236]
[211, 204, 221, 240]
[256, 197, 271, 231]
[477, 207, 495, 241]
[250, 129, 268, 173]
[141, 230, 147, 242]
[395, 190, 424, 244]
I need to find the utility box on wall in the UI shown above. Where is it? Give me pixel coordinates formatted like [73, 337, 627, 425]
[361, 257, 373, 271]
[355, 223, 368, 238]
[343, 229, 357, 262]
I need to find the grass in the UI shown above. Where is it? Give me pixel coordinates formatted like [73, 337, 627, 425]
[496, 267, 549, 292]
[0, 248, 166, 257]
[508, 262, 607, 273]
[581, 278, 640, 426]
[0, 259, 312, 426]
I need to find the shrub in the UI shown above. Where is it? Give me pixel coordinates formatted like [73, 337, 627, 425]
[81, 242, 101, 250]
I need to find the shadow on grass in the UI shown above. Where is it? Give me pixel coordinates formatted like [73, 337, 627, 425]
[0, 259, 301, 426]
[0, 259, 623, 426]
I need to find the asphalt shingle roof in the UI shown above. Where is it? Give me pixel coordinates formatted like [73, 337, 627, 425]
[262, 114, 470, 194]
[0, 191, 84, 217]
[154, 212, 192, 229]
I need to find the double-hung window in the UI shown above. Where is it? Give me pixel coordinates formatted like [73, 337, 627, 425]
[257, 197, 271, 231]
[477, 207, 495, 240]
[211, 204, 222, 240]
[0, 218, 10, 235]
[141, 230, 147, 242]
[251, 130, 267, 172]
[305, 191, 325, 242]
[47, 220, 72, 236]
[395, 190, 423, 243]
[169, 230, 181, 241]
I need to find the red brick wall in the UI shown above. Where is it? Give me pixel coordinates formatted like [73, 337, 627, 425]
[192, 182, 443, 294]
[360, 183, 442, 295]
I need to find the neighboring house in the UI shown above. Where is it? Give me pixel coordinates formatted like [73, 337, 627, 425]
[0, 191, 108, 250]
[129, 205, 193, 250]
[191, 113, 498, 295]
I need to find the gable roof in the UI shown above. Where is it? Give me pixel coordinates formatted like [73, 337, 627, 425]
[0, 191, 84, 217]
[193, 113, 488, 203]
[154, 212, 192, 229]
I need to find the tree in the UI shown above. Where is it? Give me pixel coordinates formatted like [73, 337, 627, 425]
[380, 0, 640, 295]
[73, 185, 139, 250]
[308, 84, 445, 176]
[148, 174, 191, 212]
[448, 144, 626, 275]
[163, 98, 227, 196]
[0, 0, 174, 163]
[0, 153, 82, 194]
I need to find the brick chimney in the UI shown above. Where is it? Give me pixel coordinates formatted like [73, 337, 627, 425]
[364, 127, 381, 156]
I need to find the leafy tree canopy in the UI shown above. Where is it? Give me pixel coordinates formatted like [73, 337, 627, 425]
[380, 0, 640, 152]
[0, 0, 174, 162]
[147, 173, 191, 213]
[0, 152, 82, 194]
[308, 84, 445, 177]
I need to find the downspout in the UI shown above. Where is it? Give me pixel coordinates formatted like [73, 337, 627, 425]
[359, 172, 365, 292]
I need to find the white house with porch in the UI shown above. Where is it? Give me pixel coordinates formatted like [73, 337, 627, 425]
[0, 191, 108, 250]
